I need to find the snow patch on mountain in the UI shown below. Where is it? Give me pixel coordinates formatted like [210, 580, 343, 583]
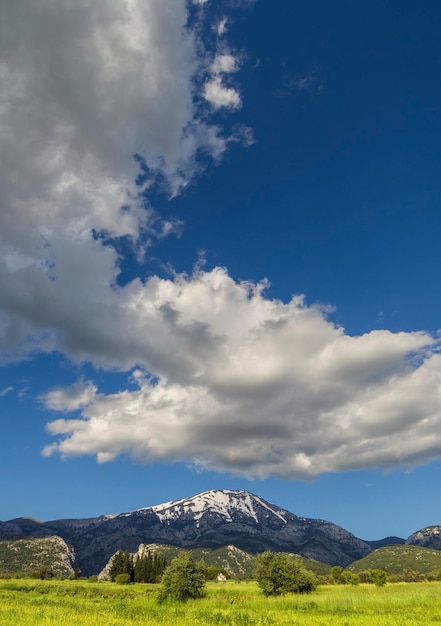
[146, 489, 288, 524]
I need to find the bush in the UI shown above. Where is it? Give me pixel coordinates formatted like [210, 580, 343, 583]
[330, 566, 344, 584]
[205, 566, 228, 581]
[342, 571, 359, 586]
[38, 567, 54, 580]
[253, 552, 317, 596]
[358, 570, 372, 584]
[157, 552, 206, 603]
[115, 573, 131, 585]
[369, 569, 387, 587]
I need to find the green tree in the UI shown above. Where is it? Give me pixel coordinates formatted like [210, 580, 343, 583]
[342, 571, 359, 586]
[369, 569, 387, 587]
[72, 567, 82, 580]
[109, 551, 134, 582]
[253, 551, 317, 596]
[330, 566, 344, 584]
[205, 565, 228, 581]
[134, 552, 167, 583]
[109, 551, 125, 582]
[157, 552, 206, 603]
[358, 570, 372, 584]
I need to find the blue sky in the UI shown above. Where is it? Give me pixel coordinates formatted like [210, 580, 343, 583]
[1, 0, 441, 541]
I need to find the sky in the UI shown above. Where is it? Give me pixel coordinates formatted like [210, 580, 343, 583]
[1, 0, 441, 542]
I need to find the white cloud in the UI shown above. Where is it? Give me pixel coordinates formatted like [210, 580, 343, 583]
[1, 0, 199, 250]
[3, 0, 441, 481]
[41, 267, 441, 478]
[203, 43, 241, 110]
[216, 19, 229, 36]
[0, 0, 245, 362]
[212, 54, 239, 74]
[204, 78, 242, 109]
[0, 386, 13, 397]
[40, 380, 97, 412]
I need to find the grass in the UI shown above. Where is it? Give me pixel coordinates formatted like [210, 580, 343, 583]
[1, 579, 441, 625]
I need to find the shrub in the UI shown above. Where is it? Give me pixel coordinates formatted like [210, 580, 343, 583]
[342, 571, 359, 586]
[402, 568, 425, 583]
[205, 566, 228, 581]
[38, 567, 54, 580]
[253, 551, 317, 596]
[330, 566, 344, 584]
[157, 552, 206, 603]
[115, 573, 131, 585]
[358, 570, 372, 584]
[369, 569, 387, 587]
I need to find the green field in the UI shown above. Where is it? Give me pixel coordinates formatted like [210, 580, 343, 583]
[1, 579, 441, 625]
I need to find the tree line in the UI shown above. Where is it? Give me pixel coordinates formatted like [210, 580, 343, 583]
[109, 550, 168, 584]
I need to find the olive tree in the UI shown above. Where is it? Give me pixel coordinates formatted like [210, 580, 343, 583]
[253, 551, 317, 596]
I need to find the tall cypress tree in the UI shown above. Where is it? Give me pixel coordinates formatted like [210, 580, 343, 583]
[109, 551, 125, 582]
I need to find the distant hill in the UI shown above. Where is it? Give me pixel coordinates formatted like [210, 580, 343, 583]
[99, 542, 332, 580]
[0, 536, 75, 577]
[363, 536, 405, 549]
[99, 543, 255, 580]
[406, 526, 441, 550]
[348, 545, 441, 575]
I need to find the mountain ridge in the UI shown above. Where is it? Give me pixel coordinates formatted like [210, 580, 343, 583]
[0, 489, 438, 575]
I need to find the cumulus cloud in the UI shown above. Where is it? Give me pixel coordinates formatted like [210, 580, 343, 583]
[3, 0, 441, 481]
[40, 379, 97, 412]
[203, 35, 241, 110]
[0, 0, 245, 362]
[41, 267, 441, 478]
[204, 78, 242, 109]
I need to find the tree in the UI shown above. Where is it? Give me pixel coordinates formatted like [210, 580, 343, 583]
[109, 550, 134, 582]
[253, 552, 317, 596]
[342, 571, 359, 586]
[109, 551, 125, 581]
[330, 566, 344, 584]
[369, 569, 387, 587]
[205, 565, 228, 581]
[358, 570, 372, 584]
[134, 551, 168, 583]
[157, 552, 206, 603]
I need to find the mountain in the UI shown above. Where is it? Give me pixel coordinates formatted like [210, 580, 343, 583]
[363, 536, 405, 550]
[0, 489, 374, 574]
[348, 544, 441, 575]
[0, 535, 75, 577]
[406, 526, 441, 550]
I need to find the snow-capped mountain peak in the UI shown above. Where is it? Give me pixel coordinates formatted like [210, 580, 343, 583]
[1, 488, 374, 574]
[149, 489, 288, 524]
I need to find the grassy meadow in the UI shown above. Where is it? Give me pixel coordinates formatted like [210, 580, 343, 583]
[1, 579, 441, 625]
